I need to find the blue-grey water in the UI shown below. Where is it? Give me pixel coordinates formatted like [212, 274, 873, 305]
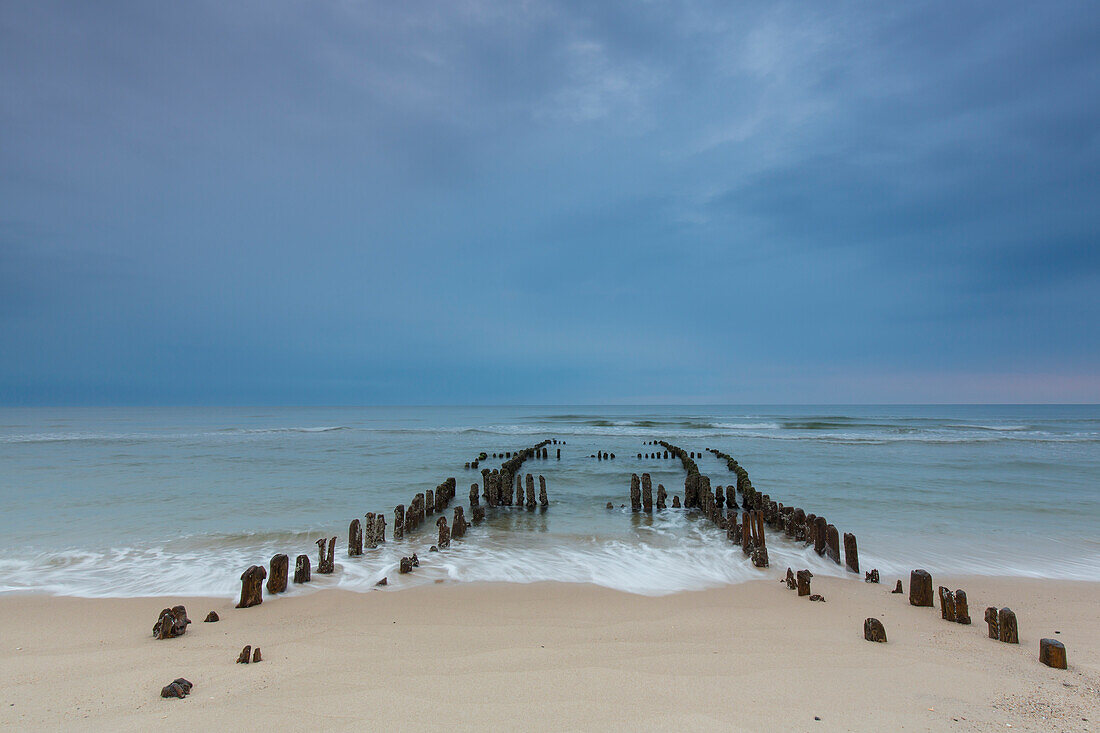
[1, 405, 1097, 597]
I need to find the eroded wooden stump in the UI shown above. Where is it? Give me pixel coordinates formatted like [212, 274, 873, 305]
[985, 606, 999, 638]
[161, 678, 193, 698]
[796, 569, 812, 597]
[472, 505, 485, 522]
[863, 618, 887, 642]
[525, 473, 536, 508]
[236, 566, 267, 609]
[656, 484, 667, 510]
[236, 645, 252, 664]
[317, 537, 335, 575]
[294, 554, 311, 584]
[348, 519, 363, 557]
[399, 557, 413, 574]
[436, 516, 450, 548]
[843, 532, 858, 573]
[452, 507, 468, 538]
[630, 474, 641, 512]
[955, 589, 971, 624]
[785, 567, 796, 590]
[204, 611, 219, 623]
[939, 586, 957, 622]
[865, 569, 879, 584]
[1039, 638, 1067, 669]
[909, 569, 933, 607]
[267, 554, 289, 594]
[153, 605, 190, 639]
[394, 505, 405, 540]
[252, 647, 262, 663]
[825, 524, 840, 565]
[998, 608, 1018, 643]
[892, 580, 903, 594]
[672, 496, 681, 508]
[641, 473, 653, 512]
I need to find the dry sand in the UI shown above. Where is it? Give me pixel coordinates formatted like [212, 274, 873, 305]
[1, 574, 1097, 731]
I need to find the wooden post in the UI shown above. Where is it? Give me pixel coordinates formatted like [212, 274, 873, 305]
[863, 618, 887, 642]
[656, 484, 667, 510]
[998, 608, 1018, 643]
[470, 483, 479, 507]
[348, 519, 363, 556]
[630, 474, 641, 512]
[843, 533, 858, 573]
[436, 516, 450, 549]
[525, 473, 536, 508]
[813, 516, 827, 555]
[938, 586, 956, 622]
[954, 589, 971, 624]
[641, 473, 653, 512]
[1039, 639, 1067, 669]
[266, 554, 288, 594]
[796, 570, 812, 597]
[825, 524, 840, 564]
[394, 505, 405, 540]
[317, 537, 335, 574]
[294, 554, 311, 584]
[236, 565, 266, 609]
[909, 569, 933, 607]
[538, 475, 548, 507]
[985, 607, 999, 639]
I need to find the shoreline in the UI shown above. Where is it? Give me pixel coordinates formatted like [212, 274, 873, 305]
[3, 574, 1097, 731]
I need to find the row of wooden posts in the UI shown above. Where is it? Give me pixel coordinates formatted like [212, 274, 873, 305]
[466, 439, 561, 469]
[707, 447, 861, 575]
[236, 441, 556, 608]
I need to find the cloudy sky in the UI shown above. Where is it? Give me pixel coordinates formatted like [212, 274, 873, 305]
[2, 1, 1098, 404]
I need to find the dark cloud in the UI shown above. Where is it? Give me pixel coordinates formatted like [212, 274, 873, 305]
[1, 0, 1098, 403]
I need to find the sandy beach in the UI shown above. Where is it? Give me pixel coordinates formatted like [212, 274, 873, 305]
[2, 574, 1096, 732]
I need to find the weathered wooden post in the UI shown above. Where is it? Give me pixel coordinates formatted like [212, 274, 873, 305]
[796, 569, 812, 597]
[892, 579, 903, 593]
[865, 569, 880, 583]
[954, 589, 971, 624]
[1039, 639, 1067, 669]
[349, 519, 363, 556]
[153, 605, 190, 639]
[939, 586, 956, 622]
[436, 516, 450, 549]
[267, 554, 288, 594]
[394, 505, 405, 540]
[425, 489, 435, 515]
[843, 533, 859, 573]
[813, 516, 827, 555]
[317, 537, 335, 574]
[641, 473, 653, 512]
[985, 607, 999, 638]
[470, 483, 479, 507]
[630, 474, 641, 512]
[453, 507, 468, 538]
[909, 569, 933, 607]
[864, 618, 887, 643]
[538, 475, 548, 507]
[472, 504, 485, 522]
[825, 524, 841, 564]
[294, 554, 311, 584]
[998, 608, 1018, 643]
[525, 473, 536, 508]
[236, 565, 266, 609]
[656, 484, 667, 510]
[481, 469, 491, 505]
[785, 568, 796, 589]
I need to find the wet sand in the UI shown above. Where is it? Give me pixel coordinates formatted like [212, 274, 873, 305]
[2, 575, 1097, 731]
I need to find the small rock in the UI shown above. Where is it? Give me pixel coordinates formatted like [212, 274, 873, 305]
[236, 645, 252, 664]
[891, 580, 903, 594]
[809, 594, 825, 602]
[160, 681, 190, 699]
[863, 617, 887, 642]
[203, 611, 219, 623]
[252, 647, 262, 663]
[429, 545, 438, 552]
[375, 577, 388, 586]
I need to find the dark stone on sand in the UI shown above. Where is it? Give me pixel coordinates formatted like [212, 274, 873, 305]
[436, 516, 450, 549]
[892, 580, 903, 594]
[252, 647, 262, 663]
[809, 594, 825, 602]
[864, 618, 887, 642]
[153, 605, 191, 639]
[237, 645, 252, 663]
[236, 565, 267, 609]
[909, 569, 933, 607]
[1039, 638, 1067, 669]
[204, 611, 219, 623]
[161, 679, 192, 698]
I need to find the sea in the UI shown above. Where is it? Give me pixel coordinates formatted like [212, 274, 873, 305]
[1, 405, 1097, 597]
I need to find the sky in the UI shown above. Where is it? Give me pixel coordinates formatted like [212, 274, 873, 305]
[1, 1, 1098, 405]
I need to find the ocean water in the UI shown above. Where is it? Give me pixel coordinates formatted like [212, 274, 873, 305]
[1, 405, 1097, 598]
